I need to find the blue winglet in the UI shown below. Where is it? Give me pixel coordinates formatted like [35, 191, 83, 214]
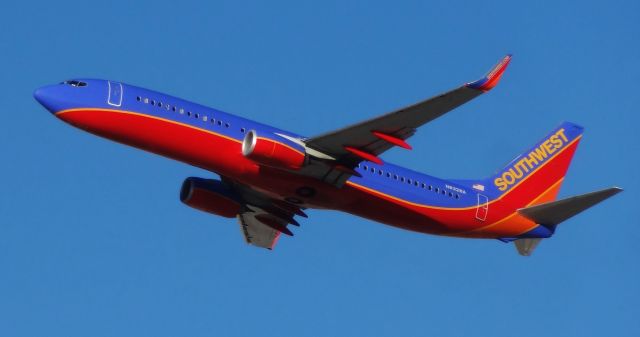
[466, 54, 512, 92]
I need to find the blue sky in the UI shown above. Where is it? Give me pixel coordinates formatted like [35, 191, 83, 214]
[1, 1, 638, 336]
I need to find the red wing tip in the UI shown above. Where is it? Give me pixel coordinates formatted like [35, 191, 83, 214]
[466, 54, 512, 92]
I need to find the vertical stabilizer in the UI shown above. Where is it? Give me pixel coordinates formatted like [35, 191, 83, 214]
[485, 122, 584, 207]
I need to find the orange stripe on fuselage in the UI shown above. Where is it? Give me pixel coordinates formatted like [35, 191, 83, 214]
[454, 178, 565, 238]
[56, 107, 242, 144]
[55, 107, 580, 239]
[344, 136, 580, 237]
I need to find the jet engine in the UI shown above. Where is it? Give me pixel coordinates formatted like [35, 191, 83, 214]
[241, 130, 306, 170]
[180, 177, 241, 218]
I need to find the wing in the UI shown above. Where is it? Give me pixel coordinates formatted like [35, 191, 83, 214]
[223, 177, 306, 249]
[305, 55, 512, 164]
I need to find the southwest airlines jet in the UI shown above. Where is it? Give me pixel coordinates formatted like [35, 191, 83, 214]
[34, 55, 621, 255]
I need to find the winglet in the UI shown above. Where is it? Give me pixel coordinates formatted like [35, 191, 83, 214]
[466, 54, 512, 92]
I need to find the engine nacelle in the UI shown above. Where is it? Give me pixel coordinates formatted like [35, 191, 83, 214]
[180, 177, 241, 218]
[241, 130, 306, 170]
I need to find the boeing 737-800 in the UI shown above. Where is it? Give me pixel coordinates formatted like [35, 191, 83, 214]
[34, 55, 621, 255]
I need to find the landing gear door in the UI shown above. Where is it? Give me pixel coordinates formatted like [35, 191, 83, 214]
[475, 194, 489, 221]
[107, 81, 123, 107]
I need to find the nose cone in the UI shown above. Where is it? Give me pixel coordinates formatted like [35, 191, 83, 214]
[33, 85, 60, 114]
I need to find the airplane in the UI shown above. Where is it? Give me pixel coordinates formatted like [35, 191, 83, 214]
[34, 55, 622, 256]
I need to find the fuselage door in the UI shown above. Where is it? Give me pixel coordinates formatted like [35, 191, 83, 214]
[475, 194, 489, 221]
[107, 81, 123, 107]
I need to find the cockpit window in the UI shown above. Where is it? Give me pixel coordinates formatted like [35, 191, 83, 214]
[63, 80, 87, 87]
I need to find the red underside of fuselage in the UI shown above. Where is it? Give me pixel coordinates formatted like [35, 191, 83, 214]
[56, 108, 579, 238]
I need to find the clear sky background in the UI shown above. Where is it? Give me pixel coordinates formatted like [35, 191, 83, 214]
[1, 1, 638, 336]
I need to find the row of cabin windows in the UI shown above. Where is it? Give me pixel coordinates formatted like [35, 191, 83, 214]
[135, 95, 456, 199]
[136, 96, 247, 134]
[358, 164, 460, 199]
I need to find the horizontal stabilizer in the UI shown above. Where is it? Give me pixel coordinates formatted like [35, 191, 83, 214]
[518, 187, 622, 226]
